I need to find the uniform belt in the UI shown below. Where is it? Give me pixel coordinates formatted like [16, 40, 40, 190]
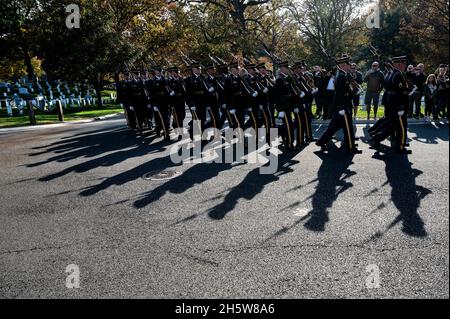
[154, 92, 165, 96]
[192, 91, 204, 95]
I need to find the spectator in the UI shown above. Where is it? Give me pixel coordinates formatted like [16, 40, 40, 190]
[364, 61, 385, 120]
[349, 63, 363, 120]
[436, 64, 449, 119]
[406, 65, 416, 117]
[424, 74, 437, 121]
[411, 63, 427, 119]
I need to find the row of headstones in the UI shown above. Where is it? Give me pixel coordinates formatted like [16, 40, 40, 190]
[0, 94, 117, 116]
[0, 81, 97, 103]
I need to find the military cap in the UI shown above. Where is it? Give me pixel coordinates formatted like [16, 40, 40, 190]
[244, 62, 257, 70]
[228, 61, 239, 68]
[335, 54, 352, 65]
[152, 65, 163, 72]
[390, 56, 407, 63]
[278, 61, 290, 68]
[256, 62, 266, 70]
[167, 66, 180, 72]
[204, 63, 216, 70]
[292, 60, 307, 69]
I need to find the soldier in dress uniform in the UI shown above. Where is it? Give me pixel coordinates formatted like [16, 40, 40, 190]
[129, 70, 149, 135]
[292, 60, 314, 147]
[274, 60, 295, 150]
[216, 62, 233, 130]
[243, 62, 261, 135]
[166, 65, 186, 140]
[256, 62, 276, 130]
[316, 55, 362, 154]
[225, 60, 246, 131]
[370, 56, 412, 154]
[203, 64, 221, 132]
[116, 71, 136, 130]
[147, 65, 170, 140]
[185, 61, 208, 140]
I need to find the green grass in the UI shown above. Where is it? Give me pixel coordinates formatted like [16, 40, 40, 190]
[0, 104, 123, 128]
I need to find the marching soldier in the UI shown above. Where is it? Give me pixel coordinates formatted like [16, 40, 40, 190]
[243, 62, 261, 134]
[116, 71, 137, 130]
[147, 65, 170, 140]
[292, 61, 314, 147]
[316, 55, 362, 154]
[129, 70, 149, 135]
[203, 64, 221, 132]
[216, 62, 234, 130]
[167, 65, 186, 140]
[370, 56, 412, 154]
[185, 61, 208, 140]
[274, 60, 295, 150]
[225, 60, 246, 131]
[256, 62, 276, 131]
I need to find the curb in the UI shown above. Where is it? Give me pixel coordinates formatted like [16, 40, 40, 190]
[0, 112, 124, 134]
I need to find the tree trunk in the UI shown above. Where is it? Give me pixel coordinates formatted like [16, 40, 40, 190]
[94, 75, 103, 108]
[95, 86, 103, 108]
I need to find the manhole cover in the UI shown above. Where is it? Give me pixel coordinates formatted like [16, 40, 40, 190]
[142, 170, 182, 181]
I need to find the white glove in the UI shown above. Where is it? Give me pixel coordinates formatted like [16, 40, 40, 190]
[221, 104, 227, 109]
[153, 106, 159, 112]
[339, 110, 346, 116]
[398, 110, 405, 116]
[293, 108, 300, 113]
[170, 91, 175, 97]
[300, 92, 306, 98]
[146, 104, 152, 109]
[312, 88, 319, 94]
[263, 88, 269, 94]
[259, 105, 264, 111]
[208, 87, 215, 93]
[190, 106, 196, 112]
[247, 108, 253, 112]
[278, 111, 286, 119]
[252, 91, 259, 98]
[229, 109, 236, 115]
[129, 106, 134, 111]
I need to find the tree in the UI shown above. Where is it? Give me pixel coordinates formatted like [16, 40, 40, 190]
[285, 0, 367, 66]
[0, 0, 42, 82]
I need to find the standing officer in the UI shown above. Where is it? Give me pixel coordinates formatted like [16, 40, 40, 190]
[274, 60, 295, 150]
[370, 56, 411, 154]
[316, 55, 363, 154]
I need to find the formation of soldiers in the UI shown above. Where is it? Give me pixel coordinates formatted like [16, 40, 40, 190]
[116, 53, 418, 155]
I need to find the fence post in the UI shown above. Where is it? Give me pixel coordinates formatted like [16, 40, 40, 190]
[56, 99, 64, 122]
[28, 100, 36, 125]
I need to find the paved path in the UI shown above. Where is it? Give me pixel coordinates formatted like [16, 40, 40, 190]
[0, 115, 448, 298]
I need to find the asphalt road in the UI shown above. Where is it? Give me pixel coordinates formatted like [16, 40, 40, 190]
[0, 116, 448, 299]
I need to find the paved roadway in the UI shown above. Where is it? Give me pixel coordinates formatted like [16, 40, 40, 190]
[0, 116, 448, 299]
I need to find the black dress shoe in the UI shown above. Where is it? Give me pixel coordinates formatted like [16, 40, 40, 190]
[350, 148, 363, 154]
[396, 148, 412, 154]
